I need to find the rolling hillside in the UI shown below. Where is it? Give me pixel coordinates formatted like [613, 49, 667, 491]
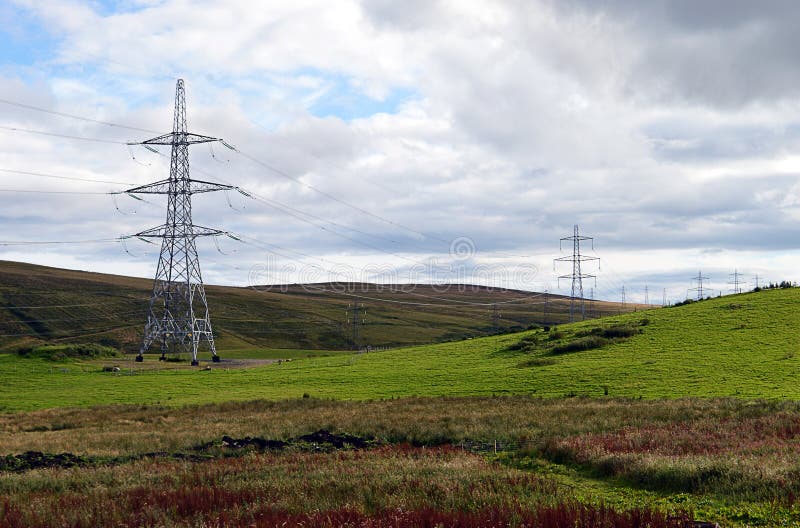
[0, 285, 797, 411]
[0, 260, 632, 352]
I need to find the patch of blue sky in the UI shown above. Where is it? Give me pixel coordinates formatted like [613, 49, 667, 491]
[309, 77, 417, 120]
[0, 4, 59, 67]
[194, 69, 418, 127]
[87, 0, 162, 17]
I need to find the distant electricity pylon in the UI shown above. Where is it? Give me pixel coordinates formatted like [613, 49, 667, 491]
[554, 225, 599, 322]
[752, 274, 761, 289]
[728, 269, 745, 294]
[346, 303, 366, 350]
[121, 79, 237, 366]
[543, 289, 550, 323]
[644, 285, 649, 305]
[620, 285, 626, 313]
[490, 303, 501, 332]
[688, 271, 710, 301]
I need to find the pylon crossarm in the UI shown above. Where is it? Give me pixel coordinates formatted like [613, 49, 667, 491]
[185, 179, 237, 194]
[130, 132, 221, 146]
[118, 178, 237, 195]
[118, 179, 171, 194]
[126, 224, 228, 239]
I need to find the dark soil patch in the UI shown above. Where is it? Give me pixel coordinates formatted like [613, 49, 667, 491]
[0, 451, 90, 472]
[1, 430, 376, 473]
[296, 429, 372, 449]
[220, 435, 289, 450]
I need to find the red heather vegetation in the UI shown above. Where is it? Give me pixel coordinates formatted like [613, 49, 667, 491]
[545, 412, 800, 499]
[0, 446, 691, 528]
[0, 501, 692, 528]
[556, 412, 800, 457]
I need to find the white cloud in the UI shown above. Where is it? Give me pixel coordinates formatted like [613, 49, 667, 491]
[1, 0, 800, 300]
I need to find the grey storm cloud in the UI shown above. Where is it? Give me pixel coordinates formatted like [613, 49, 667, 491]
[557, 0, 800, 107]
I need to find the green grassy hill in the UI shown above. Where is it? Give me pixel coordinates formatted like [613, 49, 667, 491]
[0, 260, 629, 352]
[0, 286, 798, 411]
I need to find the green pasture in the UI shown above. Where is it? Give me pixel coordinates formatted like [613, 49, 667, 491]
[1, 287, 798, 412]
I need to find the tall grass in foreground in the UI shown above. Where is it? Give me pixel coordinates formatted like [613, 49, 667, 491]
[0, 446, 690, 528]
[3, 396, 793, 456]
[4, 397, 800, 503]
[543, 410, 800, 501]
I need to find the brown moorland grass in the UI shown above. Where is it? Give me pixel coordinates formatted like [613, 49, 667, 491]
[544, 410, 800, 500]
[3, 396, 800, 503]
[2, 396, 791, 456]
[5, 396, 800, 526]
[0, 446, 690, 528]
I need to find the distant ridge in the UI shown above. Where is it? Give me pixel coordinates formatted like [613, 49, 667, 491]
[0, 260, 635, 352]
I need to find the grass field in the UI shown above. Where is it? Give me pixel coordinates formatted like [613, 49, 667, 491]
[2, 397, 799, 526]
[0, 445, 691, 528]
[3, 283, 800, 526]
[1, 286, 799, 411]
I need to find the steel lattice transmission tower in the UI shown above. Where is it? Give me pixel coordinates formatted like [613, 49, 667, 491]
[688, 271, 710, 301]
[728, 269, 745, 294]
[554, 225, 600, 322]
[122, 79, 237, 365]
[346, 303, 366, 350]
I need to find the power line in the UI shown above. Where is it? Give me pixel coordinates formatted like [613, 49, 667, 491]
[0, 323, 138, 339]
[0, 97, 159, 133]
[0, 124, 128, 144]
[298, 283, 547, 308]
[140, 146, 427, 253]
[0, 238, 117, 246]
[0, 310, 145, 325]
[0, 168, 134, 186]
[1, 300, 145, 309]
[238, 188, 409, 249]
[0, 94, 448, 246]
[0, 189, 112, 195]
[138, 135, 452, 261]
[231, 148, 449, 244]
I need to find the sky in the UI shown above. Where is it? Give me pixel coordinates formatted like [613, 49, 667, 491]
[1, 0, 800, 303]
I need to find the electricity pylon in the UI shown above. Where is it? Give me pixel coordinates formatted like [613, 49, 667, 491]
[491, 303, 501, 332]
[346, 303, 366, 350]
[543, 289, 550, 324]
[121, 79, 237, 365]
[554, 225, 599, 322]
[728, 269, 745, 294]
[689, 271, 710, 301]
